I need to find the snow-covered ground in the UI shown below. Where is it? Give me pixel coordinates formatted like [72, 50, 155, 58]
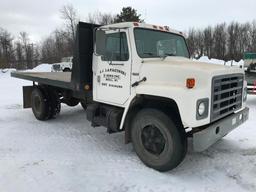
[197, 56, 244, 67]
[0, 64, 256, 192]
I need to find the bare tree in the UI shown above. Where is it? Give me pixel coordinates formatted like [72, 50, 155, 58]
[19, 32, 31, 69]
[41, 36, 57, 64]
[98, 13, 115, 25]
[195, 30, 204, 58]
[17, 32, 39, 69]
[237, 23, 251, 60]
[250, 20, 256, 52]
[212, 23, 227, 60]
[60, 4, 78, 42]
[203, 26, 213, 58]
[186, 28, 197, 57]
[0, 28, 14, 68]
[227, 22, 240, 61]
[87, 11, 115, 25]
[87, 12, 99, 24]
[40, 29, 72, 64]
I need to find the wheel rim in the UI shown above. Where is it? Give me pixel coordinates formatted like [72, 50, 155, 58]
[141, 125, 166, 155]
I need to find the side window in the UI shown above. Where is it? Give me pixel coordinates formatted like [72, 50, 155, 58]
[103, 32, 129, 61]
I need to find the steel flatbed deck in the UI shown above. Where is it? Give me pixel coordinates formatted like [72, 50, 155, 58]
[11, 72, 72, 90]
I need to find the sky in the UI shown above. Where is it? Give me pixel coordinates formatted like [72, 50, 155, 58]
[0, 0, 256, 42]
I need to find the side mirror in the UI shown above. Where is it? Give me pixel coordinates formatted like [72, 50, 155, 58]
[96, 30, 106, 55]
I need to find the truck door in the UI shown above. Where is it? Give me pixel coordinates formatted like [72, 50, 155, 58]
[94, 30, 131, 105]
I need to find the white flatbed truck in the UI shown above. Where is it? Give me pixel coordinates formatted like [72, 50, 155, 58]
[11, 22, 249, 171]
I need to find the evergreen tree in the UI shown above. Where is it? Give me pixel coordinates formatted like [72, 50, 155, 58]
[114, 7, 143, 23]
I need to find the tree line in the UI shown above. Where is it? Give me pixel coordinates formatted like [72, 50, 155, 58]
[0, 29, 40, 69]
[0, 6, 142, 69]
[1, 4, 256, 69]
[187, 21, 256, 61]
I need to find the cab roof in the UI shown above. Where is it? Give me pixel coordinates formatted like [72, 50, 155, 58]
[100, 22, 185, 37]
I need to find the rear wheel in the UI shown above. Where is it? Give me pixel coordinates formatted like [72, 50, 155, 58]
[31, 86, 61, 120]
[47, 88, 61, 118]
[131, 108, 187, 172]
[31, 87, 50, 120]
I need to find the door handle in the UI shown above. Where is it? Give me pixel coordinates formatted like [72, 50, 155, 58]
[132, 77, 147, 87]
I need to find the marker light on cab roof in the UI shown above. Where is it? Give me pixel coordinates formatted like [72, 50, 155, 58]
[133, 22, 139, 26]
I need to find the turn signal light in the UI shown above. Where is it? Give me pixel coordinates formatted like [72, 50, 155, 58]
[186, 78, 195, 89]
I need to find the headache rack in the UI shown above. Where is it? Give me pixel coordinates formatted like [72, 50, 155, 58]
[211, 74, 244, 122]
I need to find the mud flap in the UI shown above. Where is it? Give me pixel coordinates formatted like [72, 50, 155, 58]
[23, 86, 34, 108]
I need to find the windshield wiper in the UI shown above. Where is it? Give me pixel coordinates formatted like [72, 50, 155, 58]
[143, 52, 155, 56]
[161, 53, 176, 60]
[142, 52, 176, 61]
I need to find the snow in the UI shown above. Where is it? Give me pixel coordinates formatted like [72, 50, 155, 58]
[197, 56, 244, 67]
[0, 64, 256, 192]
[26, 64, 52, 72]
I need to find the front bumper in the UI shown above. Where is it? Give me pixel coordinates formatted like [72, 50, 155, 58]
[193, 107, 249, 152]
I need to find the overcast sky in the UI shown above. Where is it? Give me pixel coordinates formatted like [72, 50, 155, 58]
[0, 0, 256, 42]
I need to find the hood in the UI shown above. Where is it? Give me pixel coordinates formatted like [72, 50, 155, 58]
[139, 57, 244, 88]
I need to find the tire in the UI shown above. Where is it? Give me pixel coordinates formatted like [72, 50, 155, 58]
[47, 88, 61, 118]
[63, 68, 71, 72]
[31, 87, 50, 120]
[80, 102, 87, 110]
[131, 108, 187, 172]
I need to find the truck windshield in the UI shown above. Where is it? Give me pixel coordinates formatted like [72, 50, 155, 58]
[134, 28, 189, 59]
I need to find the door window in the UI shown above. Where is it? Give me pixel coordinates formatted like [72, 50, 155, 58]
[103, 32, 129, 61]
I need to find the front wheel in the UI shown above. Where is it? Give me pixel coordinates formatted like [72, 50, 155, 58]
[131, 108, 187, 172]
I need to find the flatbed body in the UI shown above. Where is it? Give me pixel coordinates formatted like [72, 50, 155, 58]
[11, 72, 72, 90]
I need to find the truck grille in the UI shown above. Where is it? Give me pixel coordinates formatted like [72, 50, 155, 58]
[211, 74, 243, 122]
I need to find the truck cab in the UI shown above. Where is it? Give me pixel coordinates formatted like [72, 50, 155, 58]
[93, 22, 248, 129]
[11, 22, 249, 172]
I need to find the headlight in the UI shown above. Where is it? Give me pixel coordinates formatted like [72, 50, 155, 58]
[196, 98, 209, 120]
[198, 102, 206, 116]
